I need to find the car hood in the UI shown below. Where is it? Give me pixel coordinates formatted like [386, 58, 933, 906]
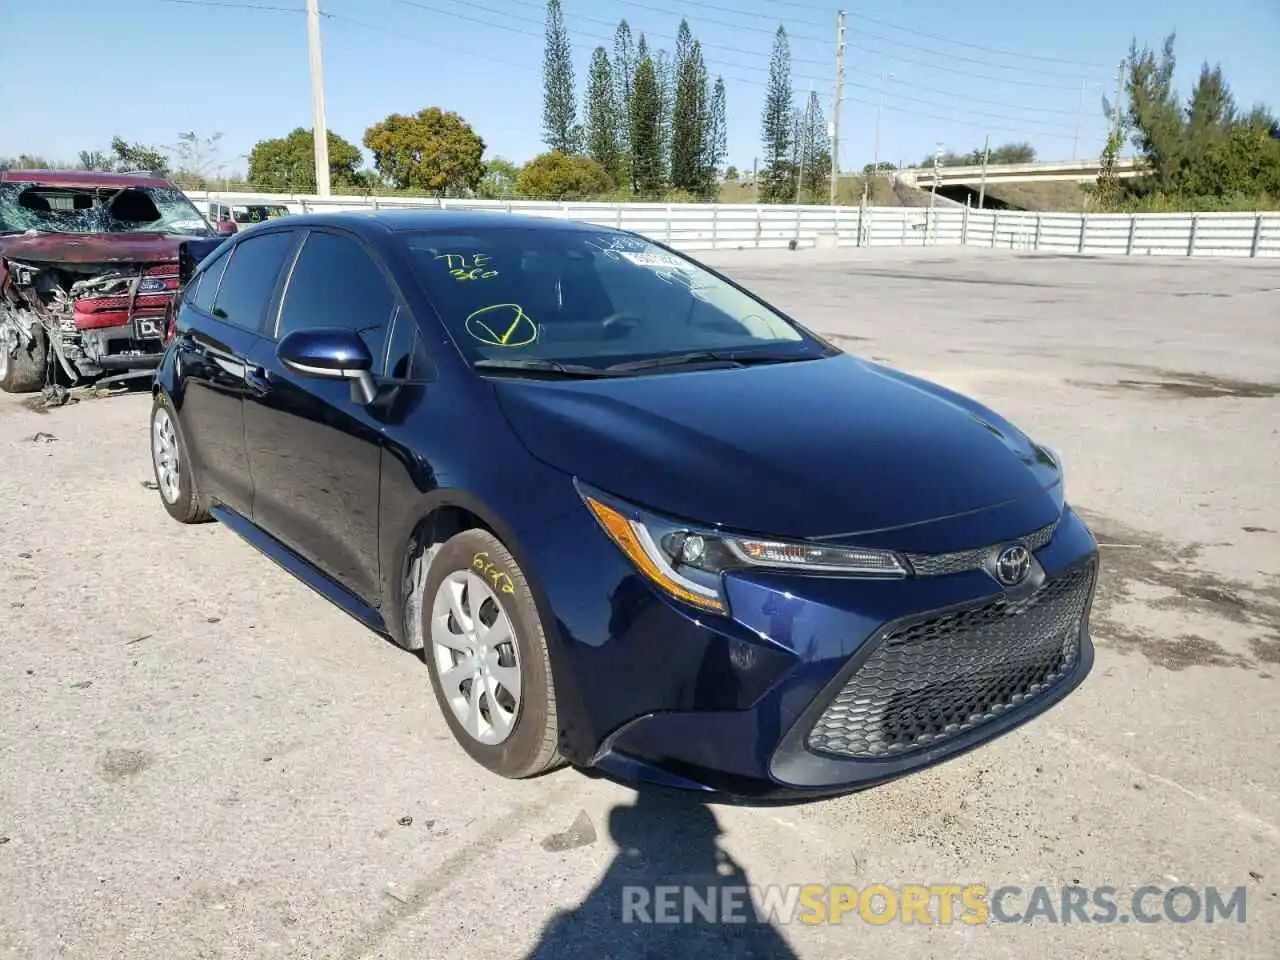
[491, 353, 1065, 552]
[0, 232, 196, 264]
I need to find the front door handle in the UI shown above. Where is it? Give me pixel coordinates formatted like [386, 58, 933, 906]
[246, 364, 270, 393]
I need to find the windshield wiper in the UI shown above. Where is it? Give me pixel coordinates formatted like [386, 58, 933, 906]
[472, 358, 616, 378]
[604, 349, 817, 374]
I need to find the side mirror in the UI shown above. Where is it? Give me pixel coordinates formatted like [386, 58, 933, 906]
[216, 220, 238, 235]
[277, 327, 379, 405]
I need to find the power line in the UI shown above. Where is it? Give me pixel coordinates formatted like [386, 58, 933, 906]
[442, 0, 1089, 109]
[741, 0, 1114, 69]
[395, 0, 1093, 136]
[596, 0, 1106, 82]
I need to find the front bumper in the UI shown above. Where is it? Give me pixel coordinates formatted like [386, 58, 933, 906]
[530, 498, 1098, 800]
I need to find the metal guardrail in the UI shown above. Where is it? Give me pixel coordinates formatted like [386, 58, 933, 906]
[186, 191, 1280, 259]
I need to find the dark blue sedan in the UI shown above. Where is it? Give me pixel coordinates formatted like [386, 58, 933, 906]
[150, 210, 1098, 799]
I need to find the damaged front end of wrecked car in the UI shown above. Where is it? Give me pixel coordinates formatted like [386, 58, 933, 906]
[0, 255, 178, 391]
[0, 171, 221, 397]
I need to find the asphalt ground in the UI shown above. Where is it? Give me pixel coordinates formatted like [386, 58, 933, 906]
[1, 247, 1277, 959]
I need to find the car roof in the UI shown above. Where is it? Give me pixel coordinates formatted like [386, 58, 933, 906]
[260, 208, 618, 240]
[0, 169, 177, 189]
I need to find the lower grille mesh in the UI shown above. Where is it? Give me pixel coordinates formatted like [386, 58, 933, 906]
[807, 562, 1094, 759]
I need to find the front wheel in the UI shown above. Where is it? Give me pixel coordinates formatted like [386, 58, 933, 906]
[421, 529, 563, 778]
[150, 393, 211, 524]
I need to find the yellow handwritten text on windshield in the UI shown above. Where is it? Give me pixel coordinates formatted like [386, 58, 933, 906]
[435, 252, 498, 281]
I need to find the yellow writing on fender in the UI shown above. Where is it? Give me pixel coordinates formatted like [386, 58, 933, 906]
[795, 884, 989, 925]
[435, 252, 498, 281]
[472, 551, 515, 594]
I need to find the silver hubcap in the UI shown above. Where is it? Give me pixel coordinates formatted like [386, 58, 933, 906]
[151, 407, 181, 504]
[430, 570, 522, 745]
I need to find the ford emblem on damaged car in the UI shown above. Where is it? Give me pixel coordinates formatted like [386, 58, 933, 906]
[994, 544, 1032, 586]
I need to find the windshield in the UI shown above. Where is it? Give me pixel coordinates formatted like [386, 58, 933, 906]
[233, 204, 290, 224]
[0, 182, 215, 237]
[401, 227, 814, 371]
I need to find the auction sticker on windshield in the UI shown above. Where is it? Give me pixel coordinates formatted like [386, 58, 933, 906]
[619, 251, 689, 270]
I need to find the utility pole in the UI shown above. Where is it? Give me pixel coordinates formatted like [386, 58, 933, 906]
[829, 10, 845, 205]
[867, 70, 895, 204]
[1110, 60, 1127, 142]
[305, 0, 331, 196]
[977, 133, 990, 209]
[797, 81, 813, 205]
[1072, 78, 1086, 160]
[929, 142, 942, 210]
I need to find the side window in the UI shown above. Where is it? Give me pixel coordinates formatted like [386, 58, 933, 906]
[190, 247, 230, 313]
[383, 307, 434, 381]
[276, 231, 394, 364]
[209, 231, 296, 331]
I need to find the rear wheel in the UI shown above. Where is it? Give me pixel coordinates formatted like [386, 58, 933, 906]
[0, 318, 47, 394]
[422, 529, 563, 778]
[150, 392, 212, 524]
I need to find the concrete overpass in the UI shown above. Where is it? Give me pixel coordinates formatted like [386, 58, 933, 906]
[904, 157, 1143, 188]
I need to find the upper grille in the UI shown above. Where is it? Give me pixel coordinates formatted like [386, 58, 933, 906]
[806, 561, 1094, 760]
[905, 520, 1057, 578]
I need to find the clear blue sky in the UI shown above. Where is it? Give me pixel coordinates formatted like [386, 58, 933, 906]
[3, 0, 1277, 177]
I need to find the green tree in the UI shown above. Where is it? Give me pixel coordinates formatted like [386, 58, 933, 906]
[363, 108, 486, 196]
[630, 51, 665, 197]
[1121, 32, 1184, 195]
[542, 0, 579, 154]
[477, 156, 521, 198]
[759, 25, 794, 203]
[795, 90, 831, 200]
[613, 21, 635, 153]
[584, 47, 622, 185]
[670, 24, 710, 194]
[654, 48, 675, 184]
[517, 151, 612, 199]
[724, 164, 739, 182]
[703, 76, 728, 192]
[247, 128, 363, 192]
[108, 137, 171, 176]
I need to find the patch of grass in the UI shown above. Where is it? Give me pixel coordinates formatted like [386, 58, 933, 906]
[982, 181, 1088, 211]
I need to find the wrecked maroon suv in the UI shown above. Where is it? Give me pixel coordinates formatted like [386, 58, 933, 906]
[0, 170, 219, 395]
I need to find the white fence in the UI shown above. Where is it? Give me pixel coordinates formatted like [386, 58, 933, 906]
[185, 191, 1280, 259]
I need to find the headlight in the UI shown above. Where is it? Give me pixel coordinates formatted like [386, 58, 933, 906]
[578, 483, 908, 615]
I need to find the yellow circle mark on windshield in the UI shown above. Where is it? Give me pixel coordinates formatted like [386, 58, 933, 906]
[465, 303, 538, 347]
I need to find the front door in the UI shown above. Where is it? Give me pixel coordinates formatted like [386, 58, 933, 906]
[242, 228, 397, 606]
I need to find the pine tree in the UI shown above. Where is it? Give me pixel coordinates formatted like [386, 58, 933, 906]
[654, 49, 675, 185]
[670, 24, 709, 194]
[613, 21, 635, 163]
[630, 51, 664, 197]
[795, 89, 831, 200]
[759, 25, 794, 203]
[702, 76, 727, 194]
[584, 47, 622, 186]
[542, 0, 579, 154]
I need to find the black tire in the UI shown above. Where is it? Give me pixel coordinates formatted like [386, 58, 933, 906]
[0, 323, 48, 394]
[421, 529, 564, 778]
[150, 391, 212, 524]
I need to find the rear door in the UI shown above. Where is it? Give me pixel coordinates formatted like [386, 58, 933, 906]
[172, 228, 299, 514]
[242, 228, 397, 604]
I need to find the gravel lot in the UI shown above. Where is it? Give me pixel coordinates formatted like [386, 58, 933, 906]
[1, 248, 1277, 960]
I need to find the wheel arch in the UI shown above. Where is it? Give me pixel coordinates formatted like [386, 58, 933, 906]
[388, 488, 555, 654]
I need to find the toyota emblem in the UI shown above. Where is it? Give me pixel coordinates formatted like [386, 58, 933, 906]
[994, 544, 1032, 586]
